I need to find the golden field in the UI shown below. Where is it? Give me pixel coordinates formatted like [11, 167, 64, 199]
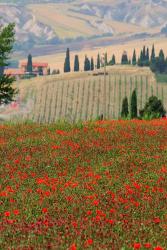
[26, 37, 167, 73]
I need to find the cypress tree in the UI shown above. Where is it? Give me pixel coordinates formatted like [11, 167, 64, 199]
[138, 50, 143, 66]
[131, 89, 138, 119]
[97, 53, 101, 69]
[121, 97, 129, 118]
[142, 46, 146, 62]
[91, 57, 94, 71]
[84, 56, 90, 71]
[74, 55, 79, 72]
[132, 49, 137, 65]
[111, 54, 116, 65]
[151, 44, 155, 64]
[105, 52, 108, 65]
[121, 51, 128, 65]
[145, 47, 150, 66]
[158, 49, 166, 73]
[27, 54, 33, 73]
[150, 44, 157, 72]
[64, 48, 71, 73]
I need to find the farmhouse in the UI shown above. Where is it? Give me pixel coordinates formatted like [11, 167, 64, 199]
[4, 68, 25, 79]
[20, 61, 49, 75]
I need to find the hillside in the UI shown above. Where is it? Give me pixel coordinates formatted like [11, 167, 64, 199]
[1, 0, 167, 57]
[0, 66, 166, 123]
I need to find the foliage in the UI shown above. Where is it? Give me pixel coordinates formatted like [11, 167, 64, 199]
[74, 55, 79, 72]
[84, 55, 91, 71]
[64, 48, 71, 73]
[140, 96, 166, 119]
[121, 51, 128, 65]
[0, 23, 15, 74]
[121, 96, 129, 118]
[97, 53, 101, 69]
[0, 120, 167, 249]
[0, 23, 19, 105]
[109, 54, 116, 65]
[0, 74, 19, 105]
[132, 50, 137, 65]
[91, 57, 94, 71]
[26, 54, 33, 73]
[130, 89, 138, 118]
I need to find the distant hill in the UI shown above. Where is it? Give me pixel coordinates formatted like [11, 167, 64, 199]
[1, 0, 167, 55]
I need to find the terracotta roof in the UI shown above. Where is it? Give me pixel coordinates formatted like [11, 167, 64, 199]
[4, 68, 25, 75]
[20, 62, 48, 67]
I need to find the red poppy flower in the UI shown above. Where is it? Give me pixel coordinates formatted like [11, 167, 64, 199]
[42, 208, 48, 213]
[153, 217, 161, 223]
[69, 243, 77, 250]
[154, 247, 164, 250]
[144, 243, 152, 248]
[13, 209, 19, 215]
[4, 211, 10, 217]
[133, 243, 141, 249]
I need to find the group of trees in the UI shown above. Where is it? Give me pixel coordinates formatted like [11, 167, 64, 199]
[121, 45, 167, 74]
[64, 48, 116, 73]
[121, 90, 166, 119]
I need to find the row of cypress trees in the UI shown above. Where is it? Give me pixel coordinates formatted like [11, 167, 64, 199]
[64, 48, 116, 73]
[121, 90, 137, 119]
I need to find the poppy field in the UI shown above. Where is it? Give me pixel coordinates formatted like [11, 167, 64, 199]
[0, 119, 167, 250]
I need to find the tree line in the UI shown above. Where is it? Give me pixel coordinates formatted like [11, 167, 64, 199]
[64, 46, 167, 74]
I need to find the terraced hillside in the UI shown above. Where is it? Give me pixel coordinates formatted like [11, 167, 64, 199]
[1, 66, 167, 123]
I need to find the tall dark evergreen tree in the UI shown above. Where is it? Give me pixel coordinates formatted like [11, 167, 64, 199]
[131, 89, 138, 119]
[146, 47, 149, 66]
[105, 52, 108, 65]
[158, 49, 166, 73]
[97, 53, 101, 69]
[151, 44, 156, 64]
[121, 97, 129, 118]
[91, 57, 94, 71]
[111, 54, 116, 65]
[74, 55, 79, 72]
[64, 48, 71, 73]
[132, 49, 137, 65]
[121, 51, 128, 65]
[142, 46, 146, 62]
[138, 50, 143, 66]
[27, 54, 33, 73]
[0, 23, 19, 105]
[84, 56, 90, 71]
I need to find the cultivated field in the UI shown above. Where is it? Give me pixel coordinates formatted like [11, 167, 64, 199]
[1, 66, 167, 124]
[0, 119, 167, 249]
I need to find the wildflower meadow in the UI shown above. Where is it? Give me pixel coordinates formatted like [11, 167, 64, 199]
[0, 119, 167, 250]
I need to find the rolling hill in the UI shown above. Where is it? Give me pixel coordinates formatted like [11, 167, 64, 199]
[1, 0, 167, 57]
[0, 66, 166, 123]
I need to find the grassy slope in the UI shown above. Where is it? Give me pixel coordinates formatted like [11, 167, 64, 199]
[0, 119, 167, 249]
[1, 66, 167, 123]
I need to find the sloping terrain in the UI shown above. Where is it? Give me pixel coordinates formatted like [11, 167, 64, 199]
[1, 0, 167, 55]
[0, 66, 166, 123]
[0, 4, 58, 50]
